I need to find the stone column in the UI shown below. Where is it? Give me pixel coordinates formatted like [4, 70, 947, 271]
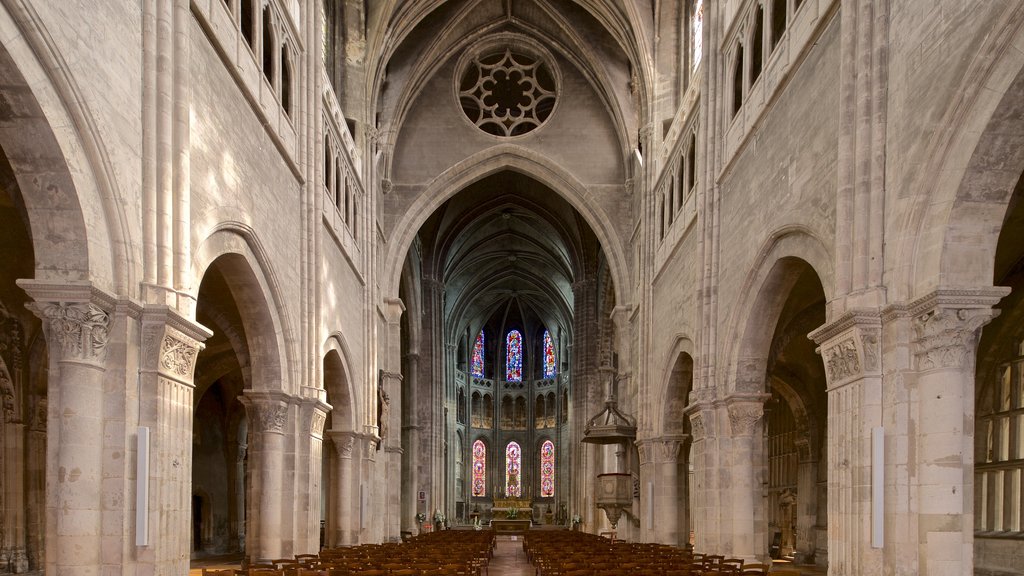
[241, 392, 290, 562]
[327, 430, 356, 546]
[906, 291, 1004, 576]
[380, 297, 405, 541]
[809, 312, 883, 576]
[21, 285, 114, 576]
[726, 395, 769, 561]
[636, 436, 687, 546]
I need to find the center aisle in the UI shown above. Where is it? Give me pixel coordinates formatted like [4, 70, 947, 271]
[488, 535, 535, 576]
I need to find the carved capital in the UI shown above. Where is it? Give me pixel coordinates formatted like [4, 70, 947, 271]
[33, 302, 111, 364]
[913, 307, 995, 371]
[726, 399, 766, 437]
[809, 311, 883, 389]
[243, 395, 290, 435]
[824, 337, 861, 382]
[635, 440, 650, 465]
[328, 430, 357, 458]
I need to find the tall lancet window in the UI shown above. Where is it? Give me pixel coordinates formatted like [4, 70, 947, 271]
[540, 440, 555, 497]
[506, 330, 523, 382]
[472, 440, 486, 497]
[693, 0, 704, 72]
[543, 330, 556, 378]
[471, 331, 485, 378]
[506, 441, 522, 497]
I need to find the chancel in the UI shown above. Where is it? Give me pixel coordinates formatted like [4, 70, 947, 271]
[0, 1, 1022, 575]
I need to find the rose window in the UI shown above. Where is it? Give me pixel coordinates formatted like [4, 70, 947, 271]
[459, 49, 556, 137]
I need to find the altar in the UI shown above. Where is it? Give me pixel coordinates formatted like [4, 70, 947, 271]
[490, 497, 533, 521]
[491, 519, 532, 534]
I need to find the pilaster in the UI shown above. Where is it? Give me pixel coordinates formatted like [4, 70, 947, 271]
[636, 435, 689, 546]
[809, 310, 884, 575]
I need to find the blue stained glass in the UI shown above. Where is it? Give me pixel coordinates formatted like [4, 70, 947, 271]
[471, 331, 485, 378]
[543, 330, 556, 378]
[506, 330, 523, 382]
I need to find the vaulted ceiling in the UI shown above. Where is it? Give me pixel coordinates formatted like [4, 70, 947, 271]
[414, 170, 600, 344]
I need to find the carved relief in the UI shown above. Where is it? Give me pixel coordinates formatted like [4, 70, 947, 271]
[160, 334, 199, 378]
[824, 338, 860, 382]
[29, 397, 47, 432]
[311, 411, 326, 436]
[913, 308, 991, 371]
[38, 303, 110, 363]
[689, 411, 706, 441]
[0, 357, 15, 423]
[658, 439, 682, 462]
[728, 404, 763, 437]
[255, 403, 288, 434]
[636, 442, 649, 465]
[860, 330, 880, 372]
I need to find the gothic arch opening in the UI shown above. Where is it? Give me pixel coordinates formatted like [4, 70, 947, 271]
[322, 348, 357, 547]
[396, 168, 615, 532]
[191, 257, 255, 558]
[761, 260, 828, 567]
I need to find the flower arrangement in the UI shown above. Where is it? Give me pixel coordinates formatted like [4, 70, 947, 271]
[433, 510, 446, 525]
[472, 516, 483, 530]
[570, 514, 582, 529]
[506, 507, 519, 520]
[415, 512, 426, 524]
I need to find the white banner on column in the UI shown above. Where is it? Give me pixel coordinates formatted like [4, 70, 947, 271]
[136, 426, 150, 546]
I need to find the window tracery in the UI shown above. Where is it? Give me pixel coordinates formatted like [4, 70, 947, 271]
[458, 49, 556, 137]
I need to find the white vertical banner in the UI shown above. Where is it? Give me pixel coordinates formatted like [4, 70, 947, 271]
[872, 426, 884, 548]
[136, 426, 150, 546]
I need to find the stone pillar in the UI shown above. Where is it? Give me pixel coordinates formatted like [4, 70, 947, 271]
[380, 297, 405, 541]
[21, 285, 114, 576]
[686, 402, 718, 552]
[793, 436, 819, 564]
[726, 395, 768, 561]
[907, 292, 1003, 576]
[241, 392, 289, 562]
[809, 312, 883, 576]
[636, 436, 687, 546]
[327, 430, 356, 545]
[299, 399, 329, 553]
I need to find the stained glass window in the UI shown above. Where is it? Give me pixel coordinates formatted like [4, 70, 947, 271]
[506, 330, 523, 382]
[543, 330, 556, 378]
[472, 440, 486, 497]
[693, 0, 704, 73]
[540, 440, 555, 498]
[471, 331, 485, 378]
[505, 441, 522, 497]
